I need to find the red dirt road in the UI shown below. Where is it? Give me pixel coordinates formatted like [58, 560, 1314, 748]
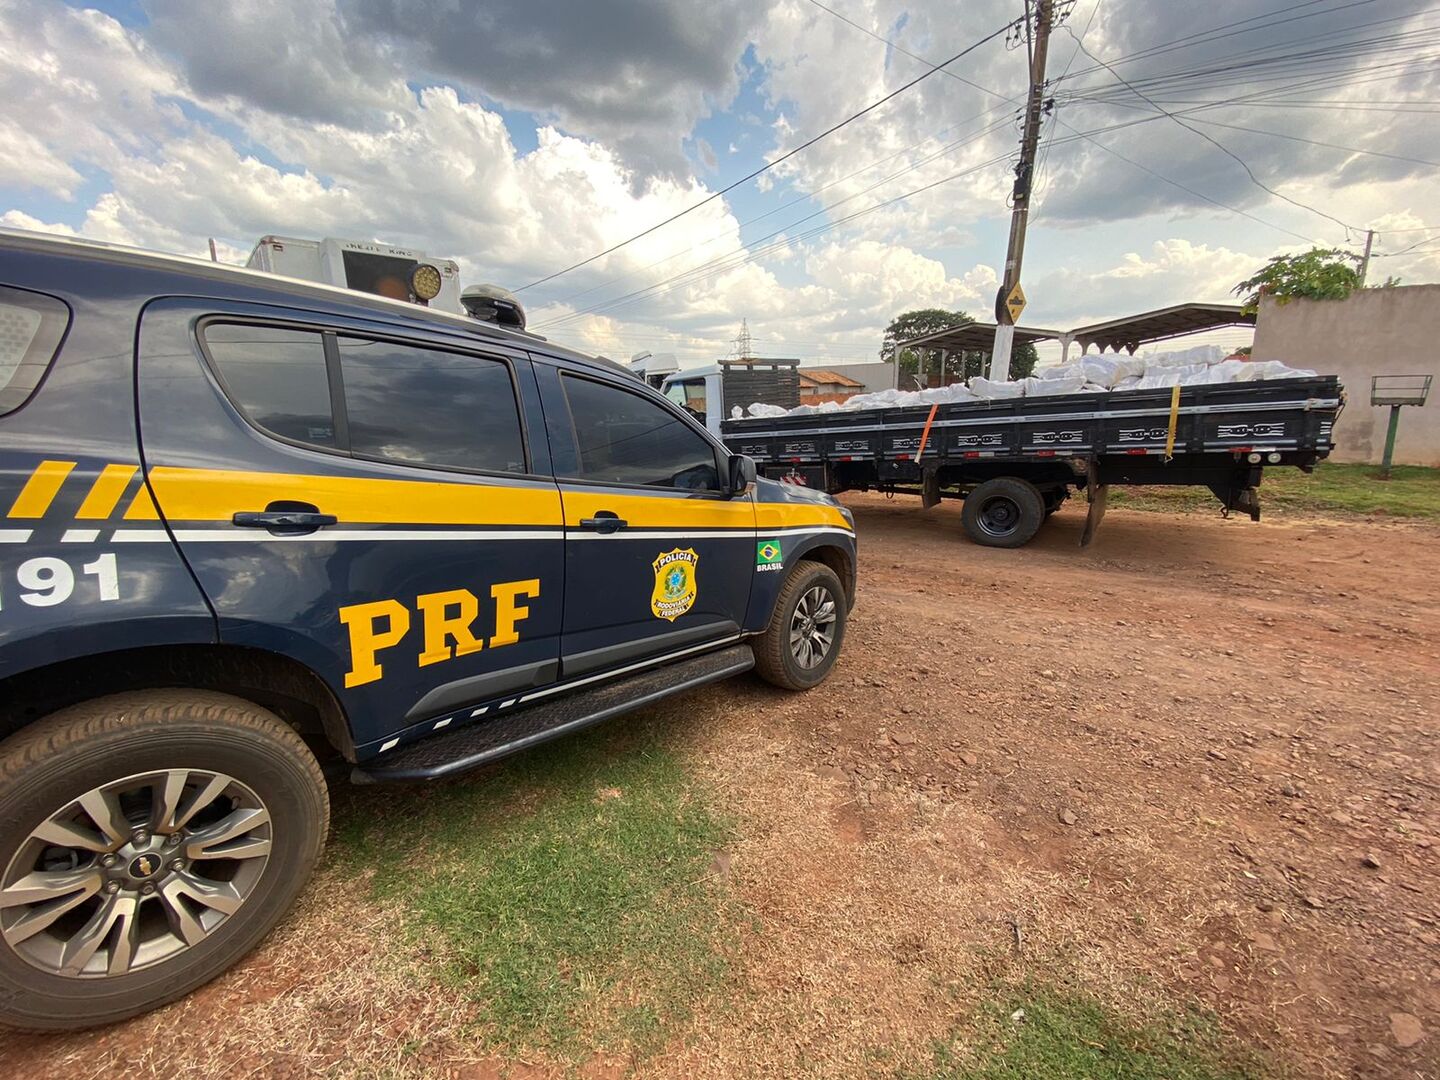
[0, 497, 1436, 1078]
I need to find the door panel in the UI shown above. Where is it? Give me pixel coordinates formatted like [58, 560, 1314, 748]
[137, 298, 565, 753]
[536, 364, 755, 674]
[558, 482, 756, 664]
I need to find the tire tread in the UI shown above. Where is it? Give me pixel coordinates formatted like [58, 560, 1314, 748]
[0, 690, 329, 1031]
[754, 561, 846, 691]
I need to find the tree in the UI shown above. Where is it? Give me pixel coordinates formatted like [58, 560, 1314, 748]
[1231, 248, 1362, 315]
[880, 308, 1037, 385]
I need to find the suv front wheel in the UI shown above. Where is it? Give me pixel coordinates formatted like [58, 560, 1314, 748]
[754, 560, 848, 691]
[0, 690, 328, 1031]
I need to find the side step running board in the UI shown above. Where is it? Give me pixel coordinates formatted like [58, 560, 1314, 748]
[352, 643, 755, 783]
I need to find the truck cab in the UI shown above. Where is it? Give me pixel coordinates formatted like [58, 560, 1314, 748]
[661, 358, 802, 435]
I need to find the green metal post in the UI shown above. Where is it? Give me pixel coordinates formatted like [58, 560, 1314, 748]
[1380, 404, 1402, 480]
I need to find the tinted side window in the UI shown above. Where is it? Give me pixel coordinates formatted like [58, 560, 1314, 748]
[338, 337, 526, 474]
[0, 285, 70, 416]
[203, 324, 336, 448]
[561, 375, 720, 490]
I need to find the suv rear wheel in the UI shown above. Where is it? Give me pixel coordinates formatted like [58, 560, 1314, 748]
[0, 690, 328, 1031]
[754, 561, 847, 691]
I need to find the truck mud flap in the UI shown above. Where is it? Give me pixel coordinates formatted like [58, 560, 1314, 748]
[1080, 460, 1108, 548]
[921, 468, 941, 510]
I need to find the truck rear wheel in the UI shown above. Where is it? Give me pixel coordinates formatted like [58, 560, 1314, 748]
[962, 477, 1045, 548]
[754, 561, 847, 691]
[0, 691, 328, 1031]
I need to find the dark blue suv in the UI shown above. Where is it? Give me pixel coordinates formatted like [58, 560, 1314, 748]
[0, 228, 856, 1030]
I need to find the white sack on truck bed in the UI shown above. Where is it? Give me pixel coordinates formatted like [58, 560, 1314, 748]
[743, 349, 1317, 419]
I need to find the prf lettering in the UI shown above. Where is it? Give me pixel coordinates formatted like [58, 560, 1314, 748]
[338, 579, 539, 688]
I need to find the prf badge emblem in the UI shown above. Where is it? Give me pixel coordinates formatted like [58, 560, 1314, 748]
[651, 548, 699, 621]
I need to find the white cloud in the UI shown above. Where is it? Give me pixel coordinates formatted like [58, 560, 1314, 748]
[2, 0, 1437, 378]
[0, 3, 186, 189]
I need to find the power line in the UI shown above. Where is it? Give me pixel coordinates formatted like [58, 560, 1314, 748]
[540, 100, 1311, 330]
[536, 147, 1018, 328]
[1054, 0, 1388, 84]
[1054, 17, 1440, 104]
[1035, 0, 1101, 197]
[1177, 115, 1440, 168]
[1060, 126, 1321, 245]
[531, 107, 1017, 316]
[1061, 27, 1361, 233]
[549, 1, 1419, 331]
[800, 0, 1325, 244]
[515, 16, 1017, 293]
[1373, 235, 1440, 257]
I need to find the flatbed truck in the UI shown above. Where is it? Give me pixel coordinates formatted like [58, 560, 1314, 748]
[709, 375, 1343, 548]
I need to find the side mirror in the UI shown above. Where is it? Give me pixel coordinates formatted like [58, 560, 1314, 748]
[728, 454, 757, 495]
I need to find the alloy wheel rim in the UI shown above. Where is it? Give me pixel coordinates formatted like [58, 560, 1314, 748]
[0, 769, 272, 979]
[789, 584, 838, 670]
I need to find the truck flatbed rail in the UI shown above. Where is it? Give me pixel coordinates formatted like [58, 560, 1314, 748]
[720, 375, 1343, 547]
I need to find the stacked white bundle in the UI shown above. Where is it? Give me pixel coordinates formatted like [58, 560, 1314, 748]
[740, 347, 1317, 419]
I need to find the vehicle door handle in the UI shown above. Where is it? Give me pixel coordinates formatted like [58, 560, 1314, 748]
[578, 511, 628, 534]
[233, 502, 337, 533]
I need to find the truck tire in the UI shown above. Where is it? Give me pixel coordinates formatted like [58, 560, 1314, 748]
[962, 477, 1045, 548]
[754, 561, 847, 691]
[0, 690, 329, 1031]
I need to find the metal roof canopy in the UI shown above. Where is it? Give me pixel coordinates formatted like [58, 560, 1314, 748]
[898, 322, 1064, 353]
[896, 303, 1255, 357]
[1069, 303, 1254, 355]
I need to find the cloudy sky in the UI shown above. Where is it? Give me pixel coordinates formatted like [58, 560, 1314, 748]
[2, 0, 1437, 366]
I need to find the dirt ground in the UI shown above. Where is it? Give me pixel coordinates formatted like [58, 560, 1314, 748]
[3, 495, 1437, 1079]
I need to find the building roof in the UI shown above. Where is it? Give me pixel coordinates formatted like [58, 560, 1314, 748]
[1069, 303, 1255, 354]
[896, 303, 1257, 356]
[898, 322, 1065, 353]
[798, 367, 865, 388]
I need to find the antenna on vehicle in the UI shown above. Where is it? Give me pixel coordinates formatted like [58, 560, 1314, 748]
[207, 238, 218, 263]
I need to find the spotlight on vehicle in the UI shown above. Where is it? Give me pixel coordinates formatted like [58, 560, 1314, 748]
[410, 263, 443, 302]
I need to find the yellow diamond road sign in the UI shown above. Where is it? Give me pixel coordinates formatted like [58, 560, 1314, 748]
[1005, 282, 1027, 323]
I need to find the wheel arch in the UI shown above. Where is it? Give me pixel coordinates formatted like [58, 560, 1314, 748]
[0, 644, 354, 762]
[793, 540, 856, 609]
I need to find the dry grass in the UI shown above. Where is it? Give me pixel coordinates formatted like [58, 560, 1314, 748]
[4, 860, 482, 1079]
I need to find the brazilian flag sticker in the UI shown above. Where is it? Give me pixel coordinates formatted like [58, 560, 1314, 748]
[756, 540, 784, 572]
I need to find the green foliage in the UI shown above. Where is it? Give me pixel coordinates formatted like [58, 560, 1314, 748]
[880, 308, 1037, 385]
[336, 728, 736, 1057]
[914, 987, 1264, 1080]
[1232, 248, 1362, 315]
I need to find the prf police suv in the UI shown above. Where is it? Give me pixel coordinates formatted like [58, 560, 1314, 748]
[0, 229, 856, 1030]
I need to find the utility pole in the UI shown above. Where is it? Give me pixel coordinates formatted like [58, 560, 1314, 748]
[989, 0, 1054, 380]
[1357, 229, 1376, 286]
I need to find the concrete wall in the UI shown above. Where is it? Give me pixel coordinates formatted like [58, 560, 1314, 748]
[1251, 286, 1440, 466]
[827, 361, 895, 393]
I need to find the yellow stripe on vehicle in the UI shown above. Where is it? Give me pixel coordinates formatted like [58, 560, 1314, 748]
[560, 490, 849, 533]
[8, 460, 76, 518]
[123, 483, 160, 520]
[560, 488, 757, 530]
[142, 466, 565, 527]
[755, 501, 853, 532]
[76, 464, 140, 519]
